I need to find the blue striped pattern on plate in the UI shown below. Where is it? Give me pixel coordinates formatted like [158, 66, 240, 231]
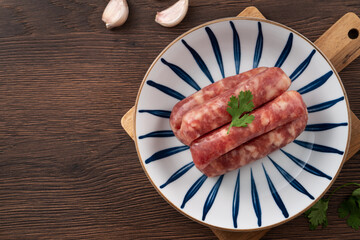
[135, 19, 349, 230]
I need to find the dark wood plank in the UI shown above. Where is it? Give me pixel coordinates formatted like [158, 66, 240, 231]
[0, 0, 359, 239]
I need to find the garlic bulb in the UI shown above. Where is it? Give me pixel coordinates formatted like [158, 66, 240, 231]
[155, 0, 189, 27]
[102, 0, 129, 29]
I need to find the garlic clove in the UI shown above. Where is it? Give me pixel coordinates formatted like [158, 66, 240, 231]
[155, 0, 189, 27]
[102, 0, 129, 29]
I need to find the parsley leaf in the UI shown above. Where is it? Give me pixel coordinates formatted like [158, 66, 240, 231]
[226, 90, 255, 134]
[304, 183, 360, 231]
[304, 199, 329, 230]
[353, 188, 360, 198]
[338, 188, 360, 230]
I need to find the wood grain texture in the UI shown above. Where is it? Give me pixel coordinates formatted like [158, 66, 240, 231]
[121, 106, 135, 140]
[238, 6, 265, 19]
[315, 12, 360, 72]
[349, 111, 360, 159]
[0, 1, 359, 239]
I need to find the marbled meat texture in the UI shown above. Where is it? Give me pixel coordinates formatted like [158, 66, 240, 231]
[170, 67, 267, 142]
[176, 67, 291, 145]
[190, 90, 307, 170]
[201, 113, 308, 177]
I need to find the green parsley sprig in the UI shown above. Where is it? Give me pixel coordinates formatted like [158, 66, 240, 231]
[226, 90, 255, 134]
[304, 182, 360, 230]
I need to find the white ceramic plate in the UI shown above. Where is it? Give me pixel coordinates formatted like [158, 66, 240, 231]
[134, 18, 350, 231]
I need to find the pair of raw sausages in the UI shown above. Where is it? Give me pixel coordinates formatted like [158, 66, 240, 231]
[170, 67, 308, 177]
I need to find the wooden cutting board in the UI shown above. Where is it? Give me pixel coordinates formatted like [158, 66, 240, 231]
[121, 6, 360, 240]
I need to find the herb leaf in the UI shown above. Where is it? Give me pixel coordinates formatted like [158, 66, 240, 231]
[304, 184, 360, 231]
[305, 199, 329, 230]
[227, 90, 255, 134]
[338, 188, 360, 230]
[353, 188, 360, 198]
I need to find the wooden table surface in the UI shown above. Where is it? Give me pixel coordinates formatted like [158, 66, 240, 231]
[1, 0, 360, 239]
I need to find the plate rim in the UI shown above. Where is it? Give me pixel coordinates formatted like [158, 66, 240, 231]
[133, 16, 352, 231]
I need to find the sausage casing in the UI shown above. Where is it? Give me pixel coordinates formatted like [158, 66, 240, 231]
[190, 91, 307, 170]
[177, 67, 291, 145]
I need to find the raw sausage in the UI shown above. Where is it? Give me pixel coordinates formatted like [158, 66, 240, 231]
[170, 67, 267, 139]
[190, 90, 307, 170]
[201, 113, 308, 177]
[176, 67, 291, 145]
